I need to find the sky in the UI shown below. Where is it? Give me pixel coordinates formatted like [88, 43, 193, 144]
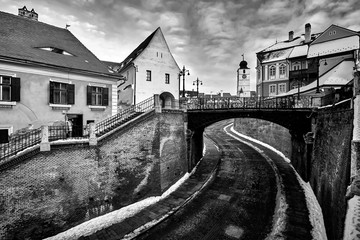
[1, 0, 360, 95]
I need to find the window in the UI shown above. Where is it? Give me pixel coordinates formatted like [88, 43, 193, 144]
[0, 129, 9, 144]
[0, 76, 20, 102]
[269, 84, 276, 95]
[279, 64, 286, 76]
[87, 86, 109, 106]
[146, 70, 151, 81]
[49, 81, 74, 105]
[278, 83, 286, 93]
[269, 66, 276, 79]
[243, 70, 246, 74]
[165, 73, 170, 84]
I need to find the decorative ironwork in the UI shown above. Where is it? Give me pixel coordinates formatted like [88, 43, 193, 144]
[183, 95, 314, 110]
[0, 128, 41, 162]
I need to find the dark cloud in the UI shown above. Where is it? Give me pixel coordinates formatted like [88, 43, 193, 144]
[2, 0, 360, 94]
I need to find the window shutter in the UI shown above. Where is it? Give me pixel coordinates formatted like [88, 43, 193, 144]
[10, 77, 21, 102]
[87, 86, 92, 105]
[67, 84, 75, 105]
[49, 81, 55, 104]
[102, 87, 109, 106]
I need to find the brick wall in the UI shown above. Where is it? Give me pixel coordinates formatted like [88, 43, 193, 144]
[0, 111, 187, 239]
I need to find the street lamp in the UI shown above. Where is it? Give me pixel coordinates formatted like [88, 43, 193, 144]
[316, 55, 328, 93]
[193, 77, 202, 97]
[179, 65, 190, 97]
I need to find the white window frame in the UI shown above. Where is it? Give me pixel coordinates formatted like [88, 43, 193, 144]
[279, 64, 286, 78]
[269, 84, 277, 96]
[269, 65, 276, 79]
[278, 83, 286, 93]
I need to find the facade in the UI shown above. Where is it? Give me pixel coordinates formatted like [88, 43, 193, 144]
[257, 23, 359, 99]
[116, 27, 180, 110]
[0, 8, 119, 141]
[237, 56, 251, 97]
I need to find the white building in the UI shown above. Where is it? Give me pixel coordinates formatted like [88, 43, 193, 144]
[117, 27, 180, 109]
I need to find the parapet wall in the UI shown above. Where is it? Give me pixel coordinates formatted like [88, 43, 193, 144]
[0, 110, 187, 239]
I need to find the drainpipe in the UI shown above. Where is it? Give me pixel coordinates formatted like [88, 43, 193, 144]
[132, 63, 137, 105]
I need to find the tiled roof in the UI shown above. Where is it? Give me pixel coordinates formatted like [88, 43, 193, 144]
[0, 11, 118, 77]
[118, 28, 159, 72]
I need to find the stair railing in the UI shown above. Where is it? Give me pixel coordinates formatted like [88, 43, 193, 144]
[95, 96, 155, 136]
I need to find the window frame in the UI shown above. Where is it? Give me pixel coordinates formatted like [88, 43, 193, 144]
[279, 64, 286, 77]
[87, 85, 109, 106]
[0, 75, 20, 102]
[269, 84, 277, 95]
[269, 65, 276, 79]
[49, 81, 75, 105]
[146, 70, 151, 81]
[165, 73, 170, 84]
[278, 83, 286, 93]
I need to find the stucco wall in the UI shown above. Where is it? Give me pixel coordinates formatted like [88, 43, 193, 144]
[0, 111, 187, 239]
[0, 62, 116, 132]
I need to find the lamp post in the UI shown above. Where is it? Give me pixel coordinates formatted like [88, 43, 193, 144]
[316, 55, 328, 93]
[179, 65, 190, 97]
[193, 77, 202, 97]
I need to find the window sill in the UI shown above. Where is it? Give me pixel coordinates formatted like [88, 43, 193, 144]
[0, 101, 16, 108]
[49, 104, 72, 110]
[89, 105, 106, 111]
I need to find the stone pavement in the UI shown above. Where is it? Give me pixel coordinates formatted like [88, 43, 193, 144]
[78, 136, 221, 240]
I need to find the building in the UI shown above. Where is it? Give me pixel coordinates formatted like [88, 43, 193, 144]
[237, 55, 251, 97]
[0, 8, 120, 141]
[116, 27, 180, 109]
[256, 23, 358, 100]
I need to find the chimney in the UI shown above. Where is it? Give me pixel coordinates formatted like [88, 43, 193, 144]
[18, 6, 38, 21]
[289, 31, 294, 41]
[305, 23, 311, 43]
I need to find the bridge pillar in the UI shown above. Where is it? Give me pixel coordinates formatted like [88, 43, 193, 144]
[89, 123, 97, 146]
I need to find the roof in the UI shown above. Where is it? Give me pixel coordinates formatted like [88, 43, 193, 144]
[308, 35, 359, 58]
[0, 11, 118, 77]
[278, 60, 353, 96]
[261, 48, 293, 63]
[118, 28, 159, 72]
[102, 60, 123, 73]
[288, 45, 308, 59]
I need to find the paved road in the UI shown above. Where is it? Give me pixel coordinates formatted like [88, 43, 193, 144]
[136, 121, 278, 239]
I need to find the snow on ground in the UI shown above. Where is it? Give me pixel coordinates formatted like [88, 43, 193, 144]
[228, 124, 327, 240]
[46, 172, 192, 240]
[343, 195, 360, 239]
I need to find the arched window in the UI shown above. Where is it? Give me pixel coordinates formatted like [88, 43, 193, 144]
[279, 64, 286, 77]
[269, 66, 276, 79]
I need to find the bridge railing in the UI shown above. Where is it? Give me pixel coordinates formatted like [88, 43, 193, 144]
[182, 95, 313, 110]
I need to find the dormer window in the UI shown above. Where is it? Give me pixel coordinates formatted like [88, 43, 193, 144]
[38, 47, 74, 56]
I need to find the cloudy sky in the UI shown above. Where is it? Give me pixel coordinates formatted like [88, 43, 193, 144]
[2, 0, 360, 94]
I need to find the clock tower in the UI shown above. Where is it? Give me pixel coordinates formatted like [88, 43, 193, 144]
[237, 54, 250, 97]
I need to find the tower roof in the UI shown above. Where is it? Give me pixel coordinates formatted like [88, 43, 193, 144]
[239, 60, 249, 69]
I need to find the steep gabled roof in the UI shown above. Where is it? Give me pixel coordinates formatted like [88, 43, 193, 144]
[118, 28, 158, 72]
[0, 11, 118, 77]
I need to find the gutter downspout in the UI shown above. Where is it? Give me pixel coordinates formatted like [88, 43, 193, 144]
[133, 63, 137, 105]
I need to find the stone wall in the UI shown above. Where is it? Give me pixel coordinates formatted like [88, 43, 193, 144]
[310, 109, 353, 240]
[0, 111, 187, 239]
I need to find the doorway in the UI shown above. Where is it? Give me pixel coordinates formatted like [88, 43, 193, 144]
[67, 114, 83, 137]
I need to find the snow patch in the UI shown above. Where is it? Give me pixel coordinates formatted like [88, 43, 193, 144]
[343, 195, 360, 239]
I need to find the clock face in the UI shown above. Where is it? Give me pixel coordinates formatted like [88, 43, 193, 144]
[242, 74, 247, 79]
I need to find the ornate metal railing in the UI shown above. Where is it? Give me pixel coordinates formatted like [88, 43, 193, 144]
[182, 95, 313, 110]
[95, 96, 154, 136]
[0, 128, 41, 162]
